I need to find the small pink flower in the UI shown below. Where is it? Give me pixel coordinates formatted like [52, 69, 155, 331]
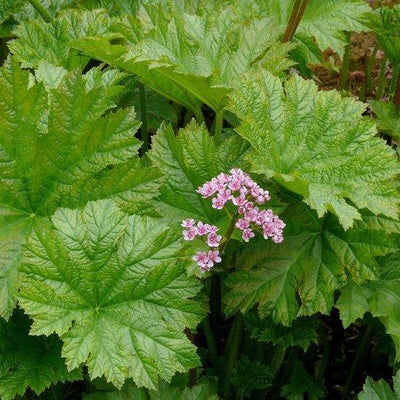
[192, 169, 285, 271]
[236, 218, 250, 230]
[273, 235, 284, 243]
[206, 224, 219, 233]
[208, 250, 222, 264]
[232, 194, 247, 206]
[181, 218, 195, 228]
[197, 221, 209, 236]
[244, 202, 254, 210]
[193, 251, 212, 271]
[229, 178, 242, 191]
[245, 207, 259, 222]
[242, 228, 255, 242]
[183, 227, 198, 241]
[212, 196, 226, 209]
[193, 251, 207, 263]
[207, 233, 222, 247]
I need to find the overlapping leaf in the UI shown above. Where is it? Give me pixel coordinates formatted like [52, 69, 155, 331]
[0, 309, 81, 400]
[337, 252, 400, 359]
[9, 9, 113, 69]
[0, 57, 161, 318]
[148, 120, 249, 224]
[225, 197, 398, 326]
[281, 360, 326, 400]
[229, 71, 400, 229]
[246, 313, 319, 351]
[71, 2, 294, 114]
[84, 379, 219, 400]
[228, 0, 370, 57]
[370, 100, 400, 142]
[358, 371, 400, 400]
[19, 199, 204, 389]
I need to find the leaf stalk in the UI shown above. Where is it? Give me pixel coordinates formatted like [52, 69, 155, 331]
[138, 82, 150, 152]
[27, 0, 52, 23]
[282, 0, 308, 43]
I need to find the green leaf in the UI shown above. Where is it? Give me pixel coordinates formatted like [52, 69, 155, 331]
[9, 9, 113, 69]
[370, 100, 400, 142]
[231, 0, 370, 56]
[0, 57, 161, 318]
[228, 71, 400, 229]
[358, 371, 400, 400]
[281, 360, 326, 400]
[118, 76, 178, 133]
[338, 252, 400, 360]
[0, 309, 81, 400]
[246, 313, 319, 351]
[231, 356, 272, 396]
[225, 197, 398, 325]
[0, 0, 24, 24]
[19, 199, 205, 389]
[369, 5, 400, 65]
[148, 120, 249, 223]
[71, 2, 293, 113]
[84, 379, 219, 400]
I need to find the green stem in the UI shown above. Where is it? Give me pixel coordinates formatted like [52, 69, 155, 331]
[341, 321, 374, 400]
[291, 0, 308, 40]
[316, 326, 331, 383]
[194, 107, 204, 124]
[27, 0, 52, 22]
[219, 215, 238, 253]
[365, 46, 378, 98]
[268, 345, 286, 377]
[389, 63, 400, 99]
[339, 33, 351, 91]
[222, 313, 244, 397]
[210, 274, 222, 355]
[202, 317, 219, 367]
[282, 0, 302, 42]
[393, 64, 400, 110]
[214, 110, 224, 141]
[377, 55, 388, 99]
[269, 347, 298, 400]
[138, 82, 149, 152]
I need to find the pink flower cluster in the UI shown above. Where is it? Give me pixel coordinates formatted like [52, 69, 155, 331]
[197, 169, 285, 244]
[182, 219, 222, 272]
[183, 169, 285, 273]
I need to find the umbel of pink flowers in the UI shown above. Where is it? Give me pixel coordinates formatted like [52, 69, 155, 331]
[182, 168, 285, 272]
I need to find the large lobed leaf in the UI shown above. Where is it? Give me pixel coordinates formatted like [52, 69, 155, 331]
[0, 309, 81, 400]
[0, 57, 161, 318]
[83, 379, 219, 400]
[225, 197, 399, 326]
[71, 1, 294, 114]
[19, 199, 205, 389]
[266, 0, 370, 56]
[9, 9, 113, 70]
[337, 251, 400, 360]
[358, 371, 400, 400]
[148, 120, 249, 224]
[229, 70, 400, 229]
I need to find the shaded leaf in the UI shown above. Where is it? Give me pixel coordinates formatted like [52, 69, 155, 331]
[148, 120, 249, 224]
[71, 2, 293, 113]
[225, 197, 398, 325]
[358, 371, 400, 400]
[338, 252, 400, 360]
[0, 309, 81, 400]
